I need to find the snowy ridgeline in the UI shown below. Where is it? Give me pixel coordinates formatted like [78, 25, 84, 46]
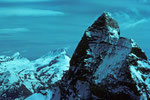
[0, 49, 70, 100]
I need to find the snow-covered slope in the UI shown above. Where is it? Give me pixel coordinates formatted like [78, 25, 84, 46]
[0, 49, 70, 100]
[50, 12, 150, 100]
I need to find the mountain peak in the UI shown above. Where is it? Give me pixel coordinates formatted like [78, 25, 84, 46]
[101, 12, 112, 19]
[90, 12, 120, 36]
[54, 12, 150, 100]
[70, 13, 121, 66]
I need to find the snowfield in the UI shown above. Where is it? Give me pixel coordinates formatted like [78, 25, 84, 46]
[0, 49, 70, 100]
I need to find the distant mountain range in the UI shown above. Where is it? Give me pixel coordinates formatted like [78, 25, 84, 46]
[0, 49, 70, 100]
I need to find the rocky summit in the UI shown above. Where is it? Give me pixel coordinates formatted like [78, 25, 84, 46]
[51, 12, 150, 100]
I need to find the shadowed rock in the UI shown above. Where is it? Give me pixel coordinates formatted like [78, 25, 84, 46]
[51, 12, 150, 100]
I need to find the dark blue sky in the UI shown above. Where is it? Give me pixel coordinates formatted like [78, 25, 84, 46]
[0, 0, 150, 59]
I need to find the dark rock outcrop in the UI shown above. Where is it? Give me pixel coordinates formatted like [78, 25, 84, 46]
[52, 12, 150, 100]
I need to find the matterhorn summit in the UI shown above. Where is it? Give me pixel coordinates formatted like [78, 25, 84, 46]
[51, 12, 150, 100]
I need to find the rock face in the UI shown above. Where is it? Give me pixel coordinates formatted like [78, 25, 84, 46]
[0, 49, 70, 100]
[51, 13, 150, 100]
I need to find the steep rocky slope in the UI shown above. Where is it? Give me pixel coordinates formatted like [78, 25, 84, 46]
[51, 13, 150, 100]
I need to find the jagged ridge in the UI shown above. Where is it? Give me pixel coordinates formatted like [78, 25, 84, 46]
[51, 12, 150, 100]
[0, 49, 70, 100]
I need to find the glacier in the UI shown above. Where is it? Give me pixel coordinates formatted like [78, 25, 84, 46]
[0, 49, 70, 100]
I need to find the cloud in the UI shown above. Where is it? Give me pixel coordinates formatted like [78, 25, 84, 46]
[112, 10, 150, 32]
[0, 8, 64, 17]
[138, 0, 148, 3]
[0, 0, 52, 2]
[113, 12, 130, 22]
[126, 18, 147, 29]
[0, 28, 29, 34]
[81, 0, 150, 10]
[2, 50, 12, 54]
[82, 0, 135, 7]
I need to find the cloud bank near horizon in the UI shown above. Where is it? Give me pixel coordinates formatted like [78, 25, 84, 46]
[0, 0, 52, 2]
[0, 8, 64, 17]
